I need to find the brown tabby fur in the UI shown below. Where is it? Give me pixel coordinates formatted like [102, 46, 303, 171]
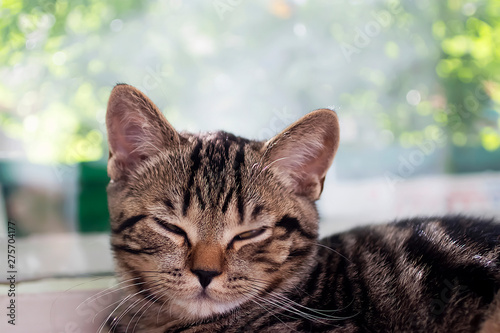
[105, 84, 500, 332]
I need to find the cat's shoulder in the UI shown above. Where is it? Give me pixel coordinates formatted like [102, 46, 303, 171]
[390, 215, 500, 244]
[321, 215, 500, 249]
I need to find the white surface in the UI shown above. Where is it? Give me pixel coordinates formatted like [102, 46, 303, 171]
[318, 172, 500, 237]
[0, 233, 113, 283]
[0, 277, 117, 333]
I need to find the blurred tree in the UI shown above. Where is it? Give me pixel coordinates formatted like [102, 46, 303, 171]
[434, 0, 500, 150]
[0, 0, 499, 168]
[0, 0, 144, 164]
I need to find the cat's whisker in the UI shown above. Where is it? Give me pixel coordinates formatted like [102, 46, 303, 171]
[114, 297, 145, 331]
[244, 286, 346, 324]
[269, 290, 352, 316]
[78, 277, 154, 311]
[245, 140, 277, 195]
[315, 242, 352, 263]
[93, 297, 129, 324]
[132, 288, 170, 333]
[90, 281, 162, 324]
[97, 282, 163, 333]
[250, 157, 290, 189]
[157, 288, 181, 324]
[106, 282, 165, 333]
[247, 298, 299, 332]
[249, 144, 270, 180]
[261, 297, 333, 325]
[245, 156, 292, 200]
[98, 292, 135, 333]
[245, 289, 301, 320]
[76, 277, 134, 311]
[244, 265, 354, 318]
[47, 274, 125, 316]
[123, 284, 165, 333]
[244, 276, 352, 316]
[244, 288, 323, 324]
[260, 157, 289, 173]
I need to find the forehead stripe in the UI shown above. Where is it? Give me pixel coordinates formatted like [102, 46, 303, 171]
[196, 186, 206, 210]
[183, 139, 203, 216]
[233, 142, 245, 223]
[221, 187, 234, 214]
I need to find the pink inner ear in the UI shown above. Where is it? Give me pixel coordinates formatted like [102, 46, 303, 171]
[268, 142, 327, 199]
[272, 138, 327, 177]
[264, 122, 337, 200]
[116, 127, 137, 154]
[299, 144, 332, 179]
[109, 116, 150, 166]
[106, 84, 181, 179]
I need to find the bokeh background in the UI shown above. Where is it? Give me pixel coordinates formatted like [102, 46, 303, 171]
[0, 0, 500, 280]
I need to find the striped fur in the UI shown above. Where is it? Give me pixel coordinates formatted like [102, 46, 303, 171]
[105, 85, 500, 332]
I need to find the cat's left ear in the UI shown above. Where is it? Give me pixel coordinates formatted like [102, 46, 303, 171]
[106, 84, 180, 181]
[262, 109, 339, 201]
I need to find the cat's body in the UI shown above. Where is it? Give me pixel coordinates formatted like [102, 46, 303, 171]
[105, 84, 500, 332]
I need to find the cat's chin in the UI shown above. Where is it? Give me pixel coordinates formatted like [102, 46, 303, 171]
[170, 293, 243, 321]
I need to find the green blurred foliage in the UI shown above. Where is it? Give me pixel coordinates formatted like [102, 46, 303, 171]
[433, 0, 500, 150]
[0, 0, 144, 164]
[0, 0, 499, 166]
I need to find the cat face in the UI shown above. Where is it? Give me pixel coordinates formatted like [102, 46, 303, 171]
[106, 84, 339, 321]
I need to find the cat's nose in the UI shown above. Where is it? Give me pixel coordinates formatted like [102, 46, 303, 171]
[191, 269, 221, 288]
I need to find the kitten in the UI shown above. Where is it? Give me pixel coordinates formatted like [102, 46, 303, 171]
[105, 84, 500, 332]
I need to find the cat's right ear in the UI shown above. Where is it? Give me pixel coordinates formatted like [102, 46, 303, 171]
[261, 109, 339, 201]
[106, 84, 180, 180]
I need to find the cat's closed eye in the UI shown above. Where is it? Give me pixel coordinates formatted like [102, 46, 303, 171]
[233, 227, 268, 241]
[154, 217, 188, 237]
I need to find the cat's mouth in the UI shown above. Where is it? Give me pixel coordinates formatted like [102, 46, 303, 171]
[170, 289, 244, 320]
[195, 289, 211, 300]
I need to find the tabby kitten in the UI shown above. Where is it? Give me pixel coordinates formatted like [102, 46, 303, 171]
[105, 84, 500, 332]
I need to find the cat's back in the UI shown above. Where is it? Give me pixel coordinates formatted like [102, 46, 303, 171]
[313, 216, 500, 332]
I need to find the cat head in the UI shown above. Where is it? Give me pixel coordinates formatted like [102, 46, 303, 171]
[106, 84, 339, 321]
